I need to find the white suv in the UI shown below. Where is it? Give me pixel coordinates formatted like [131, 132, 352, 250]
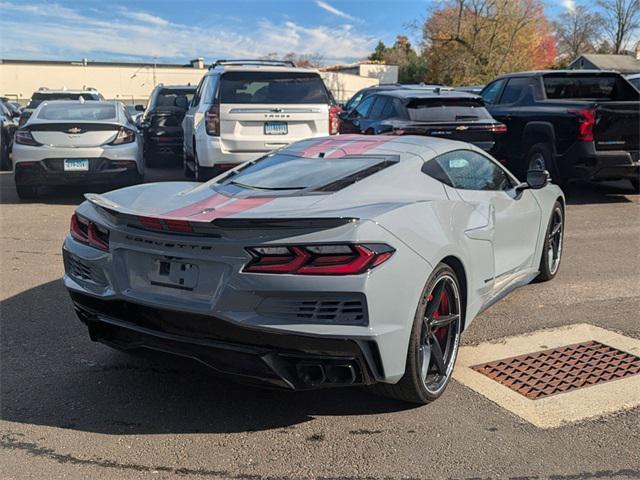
[182, 60, 340, 181]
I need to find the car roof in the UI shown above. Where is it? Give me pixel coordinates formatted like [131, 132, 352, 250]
[156, 85, 197, 90]
[207, 64, 319, 75]
[377, 89, 482, 100]
[492, 69, 624, 80]
[32, 89, 101, 95]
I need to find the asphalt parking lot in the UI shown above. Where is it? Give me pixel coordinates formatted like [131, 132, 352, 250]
[1, 165, 639, 480]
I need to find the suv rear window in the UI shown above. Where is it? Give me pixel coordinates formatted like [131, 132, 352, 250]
[406, 98, 492, 122]
[219, 153, 397, 192]
[220, 72, 329, 104]
[543, 74, 639, 100]
[27, 92, 101, 109]
[153, 88, 195, 110]
[38, 103, 116, 121]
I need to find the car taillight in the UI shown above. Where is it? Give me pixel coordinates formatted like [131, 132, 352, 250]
[243, 244, 394, 275]
[18, 115, 28, 127]
[15, 129, 42, 146]
[205, 103, 220, 136]
[329, 105, 341, 135]
[574, 108, 595, 142]
[491, 123, 507, 133]
[70, 213, 109, 251]
[110, 127, 136, 145]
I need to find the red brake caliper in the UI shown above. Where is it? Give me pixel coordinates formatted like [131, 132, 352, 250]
[434, 290, 449, 343]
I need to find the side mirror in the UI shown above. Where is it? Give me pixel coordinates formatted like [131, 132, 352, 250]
[525, 169, 550, 190]
[134, 104, 145, 112]
[338, 110, 350, 121]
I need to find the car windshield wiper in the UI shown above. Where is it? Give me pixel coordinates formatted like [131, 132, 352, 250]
[229, 181, 305, 191]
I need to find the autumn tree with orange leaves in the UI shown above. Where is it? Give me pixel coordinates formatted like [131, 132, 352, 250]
[422, 0, 556, 86]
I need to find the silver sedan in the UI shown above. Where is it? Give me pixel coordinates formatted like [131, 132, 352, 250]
[12, 100, 144, 200]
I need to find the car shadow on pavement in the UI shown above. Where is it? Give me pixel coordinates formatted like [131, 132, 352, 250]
[563, 180, 636, 205]
[0, 279, 413, 436]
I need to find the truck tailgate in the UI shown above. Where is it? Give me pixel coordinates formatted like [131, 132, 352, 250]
[595, 102, 640, 151]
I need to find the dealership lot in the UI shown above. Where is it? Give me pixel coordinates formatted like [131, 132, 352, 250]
[1, 166, 639, 479]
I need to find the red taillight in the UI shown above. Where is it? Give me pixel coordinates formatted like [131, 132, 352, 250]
[110, 127, 136, 145]
[70, 213, 109, 251]
[491, 123, 507, 133]
[15, 129, 42, 146]
[243, 244, 394, 275]
[574, 108, 595, 142]
[205, 103, 220, 136]
[329, 105, 341, 135]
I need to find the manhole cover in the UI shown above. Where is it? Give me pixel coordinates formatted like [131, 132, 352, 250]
[472, 340, 640, 400]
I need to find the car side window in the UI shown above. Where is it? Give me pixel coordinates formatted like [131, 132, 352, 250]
[191, 77, 205, 107]
[480, 79, 506, 105]
[368, 96, 388, 120]
[352, 95, 375, 118]
[496, 77, 530, 105]
[425, 150, 511, 191]
[345, 90, 365, 111]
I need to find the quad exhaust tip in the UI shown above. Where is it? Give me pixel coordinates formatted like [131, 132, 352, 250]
[296, 362, 356, 386]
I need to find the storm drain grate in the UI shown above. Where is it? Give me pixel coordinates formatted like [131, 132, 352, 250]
[472, 341, 640, 400]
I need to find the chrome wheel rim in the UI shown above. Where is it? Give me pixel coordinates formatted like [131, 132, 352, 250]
[419, 274, 461, 395]
[548, 208, 563, 274]
[529, 152, 546, 172]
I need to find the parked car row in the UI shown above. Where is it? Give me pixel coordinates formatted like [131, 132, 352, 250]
[7, 62, 640, 200]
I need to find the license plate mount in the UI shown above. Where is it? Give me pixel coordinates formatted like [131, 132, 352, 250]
[264, 121, 288, 135]
[63, 159, 89, 171]
[149, 259, 199, 291]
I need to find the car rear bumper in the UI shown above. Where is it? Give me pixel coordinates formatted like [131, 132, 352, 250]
[558, 143, 639, 181]
[14, 158, 141, 186]
[70, 290, 381, 390]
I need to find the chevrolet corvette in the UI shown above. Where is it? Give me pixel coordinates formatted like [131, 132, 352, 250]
[63, 135, 564, 404]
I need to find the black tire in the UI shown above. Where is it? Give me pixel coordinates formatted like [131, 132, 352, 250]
[535, 201, 564, 282]
[193, 148, 203, 182]
[0, 133, 11, 171]
[16, 185, 38, 200]
[183, 151, 194, 179]
[525, 143, 562, 185]
[631, 177, 639, 194]
[370, 263, 463, 404]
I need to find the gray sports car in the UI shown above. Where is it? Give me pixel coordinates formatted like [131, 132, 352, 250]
[63, 135, 564, 404]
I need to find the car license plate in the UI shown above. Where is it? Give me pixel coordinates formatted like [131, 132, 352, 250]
[63, 159, 89, 171]
[149, 259, 199, 290]
[264, 121, 288, 135]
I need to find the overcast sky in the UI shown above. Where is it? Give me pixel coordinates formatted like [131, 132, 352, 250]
[0, 0, 586, 65]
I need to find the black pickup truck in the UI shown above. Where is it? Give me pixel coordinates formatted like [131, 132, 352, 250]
[480, 70, 640, 190]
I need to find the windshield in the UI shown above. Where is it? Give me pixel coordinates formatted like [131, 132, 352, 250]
[219, 153, 396, 191]
[406, 98, 492, 122]
[220, 72, 329, 104]
[27, 92, 101, 109]
[543, 74, 639, 100]
[37, 103, 116, 121]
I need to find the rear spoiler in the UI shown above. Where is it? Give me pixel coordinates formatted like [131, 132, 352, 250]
[85, 193, 358, 234]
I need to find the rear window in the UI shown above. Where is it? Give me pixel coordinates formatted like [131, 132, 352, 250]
[543, 74, 640, 100]
[220, 72, 329, 104]
[27, 92, 100, 109]
[37, 103, 116, 121]
[218, 153, 397, 191]
[153, 88, 195, 109]
[406, 98, 492, 122]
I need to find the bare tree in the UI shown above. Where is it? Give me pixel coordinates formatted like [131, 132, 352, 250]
[554, 6, 602, 61]
[597, 0, 640, 54]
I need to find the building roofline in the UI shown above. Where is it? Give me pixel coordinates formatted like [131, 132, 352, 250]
[0, 58, 205, 69]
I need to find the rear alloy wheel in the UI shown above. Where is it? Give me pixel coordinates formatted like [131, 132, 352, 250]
[535, 201, 564, 282]
[16, 185, 38, 200]
[371, 263, 462, 404]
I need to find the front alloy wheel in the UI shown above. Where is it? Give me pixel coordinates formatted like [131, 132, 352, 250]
[371, 263, 462, 404]
[535, 201, 564, 282]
